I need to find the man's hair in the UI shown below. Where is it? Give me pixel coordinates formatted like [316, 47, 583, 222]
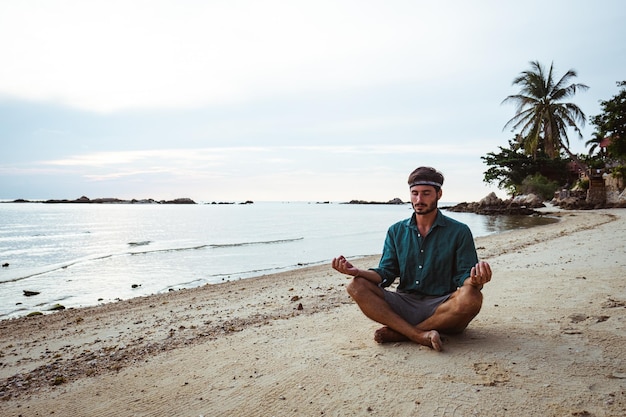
[407, 167, 444, 191]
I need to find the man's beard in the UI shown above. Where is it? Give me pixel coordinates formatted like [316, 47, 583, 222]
[413, 200, 438, 216]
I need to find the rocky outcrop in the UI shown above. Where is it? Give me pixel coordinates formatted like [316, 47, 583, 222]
[445, 192, 544, 215]
[550, 172, 626, 209]
[605, 173, 626, 206]
[159, 198, 196, 204]
[551, 189, 595, 209]
[345, 198, 407, 205]
[552, 184, 626, 210]
[207, 200, 254, 205]
[510, 194, 544, 207]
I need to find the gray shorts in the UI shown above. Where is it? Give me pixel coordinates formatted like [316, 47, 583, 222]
[383, 290, 452, 325]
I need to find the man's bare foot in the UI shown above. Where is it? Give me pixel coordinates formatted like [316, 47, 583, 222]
[422, 330, 443, 352]
[374, 326, 409, 343]
[374, 326, 443, 351]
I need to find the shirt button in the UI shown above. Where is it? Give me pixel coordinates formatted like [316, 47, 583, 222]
[418, 265, 422, 269]
[420, 249, 424, 253]
[416, 281, 420, 284]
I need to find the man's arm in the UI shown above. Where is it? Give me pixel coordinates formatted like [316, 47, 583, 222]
[331, 255, 382, 284]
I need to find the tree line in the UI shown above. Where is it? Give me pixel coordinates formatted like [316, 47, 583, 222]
[483, 60, 625, 200]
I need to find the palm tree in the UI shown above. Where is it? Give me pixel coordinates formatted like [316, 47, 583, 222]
[502, 61, 589, 170]
[585, 131, 607, 159]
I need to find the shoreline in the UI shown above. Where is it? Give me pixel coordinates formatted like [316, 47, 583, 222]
[1, 209, 625, 416]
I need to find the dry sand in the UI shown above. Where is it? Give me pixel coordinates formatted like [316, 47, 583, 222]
[1, 208, 625, 416]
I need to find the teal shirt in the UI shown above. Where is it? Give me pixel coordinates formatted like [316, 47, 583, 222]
[372, 210, 478, 296]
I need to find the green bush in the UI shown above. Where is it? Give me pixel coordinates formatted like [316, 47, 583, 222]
[611, 165, 626, 179]
[574, 178, 590, 191]
[518, 173, 560, 200]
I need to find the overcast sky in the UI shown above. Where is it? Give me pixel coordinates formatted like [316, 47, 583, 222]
[1, 0, 624, 202]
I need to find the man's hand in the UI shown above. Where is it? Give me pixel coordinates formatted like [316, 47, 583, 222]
[469, 261, 492, 288]
[332, 255, 359, 277]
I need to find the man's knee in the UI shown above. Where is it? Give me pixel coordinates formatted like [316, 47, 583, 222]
[453, 285, 483, 316]
[346, 277, 374, 301]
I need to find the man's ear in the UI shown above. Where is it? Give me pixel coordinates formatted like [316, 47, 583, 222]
[437, 189, 443, 200]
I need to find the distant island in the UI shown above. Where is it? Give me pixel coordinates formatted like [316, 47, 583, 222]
[9, 196, 198, 204]
[5, 197, 260, 205]
[343, 198, 406, 205]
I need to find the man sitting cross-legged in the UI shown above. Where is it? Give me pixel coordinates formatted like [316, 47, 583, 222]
[331, 167, 492, 351]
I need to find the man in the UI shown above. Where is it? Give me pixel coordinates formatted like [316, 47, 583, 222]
[332, 167, 492, 351]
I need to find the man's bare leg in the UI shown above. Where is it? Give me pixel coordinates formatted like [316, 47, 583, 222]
[416, 284, 483, 333]
[372, 285, 483, 346]
[373, 326, 408, 343]
[347, 278, 443, 351]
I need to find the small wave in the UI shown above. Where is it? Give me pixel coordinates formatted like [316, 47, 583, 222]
[0, 305, 29, 319]
[0, 254, 114, 284]
[210, 237, 304, 248]
[129, 244, 210, 256]
[161, 277, 208, 292]
[202, 259, 322, 283]
[126, 237, 304, 256]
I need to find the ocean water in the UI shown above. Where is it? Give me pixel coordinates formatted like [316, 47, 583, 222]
[0, 202, 556, 319]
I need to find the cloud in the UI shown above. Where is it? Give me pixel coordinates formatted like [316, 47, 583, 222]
[41, 144, 484, 171]
[0, 1, 515, 113]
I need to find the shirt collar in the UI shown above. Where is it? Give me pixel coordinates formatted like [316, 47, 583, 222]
[406, 209, 447, 230]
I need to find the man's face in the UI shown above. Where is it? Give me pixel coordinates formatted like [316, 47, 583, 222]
[410, 185, 441, 216]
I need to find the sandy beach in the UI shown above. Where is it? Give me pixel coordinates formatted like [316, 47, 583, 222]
[1, 208, 625, 416]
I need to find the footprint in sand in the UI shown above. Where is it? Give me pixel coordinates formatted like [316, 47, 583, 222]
[473, 362, 510, 386]
[602, 298, 626, 308]
[568, 313, 588, 323]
